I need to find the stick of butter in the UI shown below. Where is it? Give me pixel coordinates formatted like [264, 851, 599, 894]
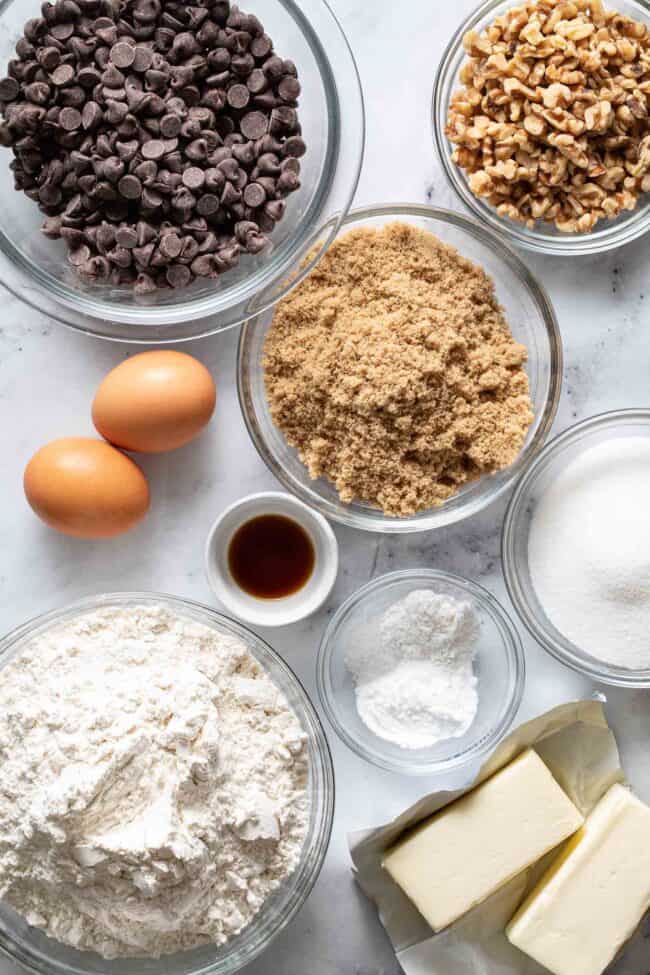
[381, 749, 583, 932]
[507, 783, 650, 975]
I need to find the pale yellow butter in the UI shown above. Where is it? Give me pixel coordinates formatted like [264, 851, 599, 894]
[507, 783, 650, 975]
[382, 749, 583, 932]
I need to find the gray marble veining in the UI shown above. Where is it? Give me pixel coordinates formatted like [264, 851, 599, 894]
[1, 0, 650, 972]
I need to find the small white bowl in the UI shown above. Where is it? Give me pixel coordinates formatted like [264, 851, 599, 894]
[205, 492, 338, 627]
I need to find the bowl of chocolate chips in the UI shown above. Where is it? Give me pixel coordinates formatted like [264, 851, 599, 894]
[0, 0, 364, 340]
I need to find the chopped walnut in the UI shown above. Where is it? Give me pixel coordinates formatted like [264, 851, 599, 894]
[445, 0, 650, 233]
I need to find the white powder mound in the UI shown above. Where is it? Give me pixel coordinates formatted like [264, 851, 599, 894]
[0, 604, 309, 959]
[529, 437, 650, 670]
[345, 590, 479, 750]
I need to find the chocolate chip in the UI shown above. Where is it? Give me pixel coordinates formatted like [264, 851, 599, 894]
[159, 232, 182, 258]
[166, 263, 190, 288]
[196, 192, 219, 216]
[251, 34, 272, 59]
[243, 182, 266, 208]
[81, 100, 102, 129]
[283, 136, 306, 159]
[240, 110, 267, 140]
[132, 45, 154, 72]
[115, 225, 138, 248]
[59, 106, 82, 130]
[182, 166, 205, 191]
[110, 41, 136, 69]
[0, 77, 20, 100]
[227, 83, 250, 110]
[159, 113, 180, 138]
[68, 243, 91, 265]
[142, 138, 165, 160]
[118, 173, 142, 198]
[50, 63, 74, 86]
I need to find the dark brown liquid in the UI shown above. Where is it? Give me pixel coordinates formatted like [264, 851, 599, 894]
[228, 514, 315, 599]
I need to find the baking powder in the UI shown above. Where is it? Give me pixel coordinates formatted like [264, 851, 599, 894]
[0, 604, 309, 958]
[345, 589, 479, 750]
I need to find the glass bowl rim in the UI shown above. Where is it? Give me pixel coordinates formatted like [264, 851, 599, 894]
[237, 201, 563, 534]
[316, 568, 526, 776]
[0, 0, 366, 340]
[431, 0, 650, 257]
[502, 408, 650, 688]
[0, 590, 335, 975]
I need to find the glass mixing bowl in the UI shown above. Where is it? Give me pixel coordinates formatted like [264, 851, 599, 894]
[238, 203, 562, 533]
[0, 592, 335, 975]
[432, 0, 650, 256]
[502, 409, 650, 688]
[0, 0, 364, 341]
[317, 569, 525, 776]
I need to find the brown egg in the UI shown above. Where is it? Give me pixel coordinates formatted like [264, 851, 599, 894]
[24, 438, 150, 539]
[92, 351, 217, 454]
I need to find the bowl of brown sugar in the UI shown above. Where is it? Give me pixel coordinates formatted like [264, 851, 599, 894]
[237, 203, 562, 533]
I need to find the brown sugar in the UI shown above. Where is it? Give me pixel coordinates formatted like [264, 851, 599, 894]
[263, 223, 534, 517]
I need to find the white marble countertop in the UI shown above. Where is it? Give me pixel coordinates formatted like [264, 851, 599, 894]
[2, 0, 650, 973]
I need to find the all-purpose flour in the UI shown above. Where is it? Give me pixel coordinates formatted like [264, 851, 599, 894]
[529, 437, 650, 669]
[345, 590, 479, 750]
[0, 604, 309, 958]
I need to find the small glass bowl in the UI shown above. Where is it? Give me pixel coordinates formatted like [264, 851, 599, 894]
[237, 203, 562, 533]
[317, 569, 525, 776]
[0, 592, 335, 975]
[0, 0, 364, 342]
[503, 409, 650, 688]
[432, 0, 650, 256]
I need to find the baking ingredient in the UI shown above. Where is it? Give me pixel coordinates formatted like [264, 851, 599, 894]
[23, 437, 149, 538]
[507, 784, 650, 975]
[345, 589, 479, 750]
[528, 436, 650, 669]
[263, 222, 533, 517]
[0, 1, 305, 293]
[0, 602, 309, 958]
[382, 749, 584, 932]
[228, 514, 315, 599]
[446, 0, 650, 233]
[93, 351, 216, 453]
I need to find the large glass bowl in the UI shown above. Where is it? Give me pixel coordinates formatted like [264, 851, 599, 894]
[317, 569, 525, 776]
[432, 0, 650, 256]
[0, 592, 335, 975]
[0, 0, 364, 342]
[502, 410, 650, 688]
[238, 203, 562, 533]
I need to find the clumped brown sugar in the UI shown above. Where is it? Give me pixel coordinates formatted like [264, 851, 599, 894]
[263, 223, 534, 517]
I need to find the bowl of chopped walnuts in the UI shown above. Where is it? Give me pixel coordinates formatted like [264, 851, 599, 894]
[433, 0, 650, 255]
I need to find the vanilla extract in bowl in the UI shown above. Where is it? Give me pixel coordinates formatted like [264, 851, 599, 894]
[228, 513, 315, 599]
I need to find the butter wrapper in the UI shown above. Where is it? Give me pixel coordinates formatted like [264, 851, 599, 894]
[348, 700, 626, 975]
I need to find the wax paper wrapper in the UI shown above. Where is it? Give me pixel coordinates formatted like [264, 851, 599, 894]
[349, 700, 626, 975]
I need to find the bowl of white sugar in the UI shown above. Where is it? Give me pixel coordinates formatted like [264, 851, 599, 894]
[316, 569, 525, 776]
[0, 593, 334, 975]
[503, 409, 650, 687]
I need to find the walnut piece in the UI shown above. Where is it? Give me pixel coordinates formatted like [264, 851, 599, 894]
[445, 0, 650, 233]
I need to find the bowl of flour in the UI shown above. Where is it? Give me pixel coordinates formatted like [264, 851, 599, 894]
[0, 593, 334, 975]
[316, 569, 524, 775]
[503, 409, 650, 687]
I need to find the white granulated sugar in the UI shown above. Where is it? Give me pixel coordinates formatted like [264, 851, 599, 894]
[345, 589, 479, 750]
[529, 437, 650, 670]
[0, 604, 309, 959]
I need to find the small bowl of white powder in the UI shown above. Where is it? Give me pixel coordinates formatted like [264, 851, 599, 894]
[317, 569, 524, 775]
[503, 409, 650, 687]
[0, 593, 334, 975]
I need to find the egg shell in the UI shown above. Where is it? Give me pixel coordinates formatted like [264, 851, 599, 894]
[92, 351, 217, 454]
[24, 438, 150, 539]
